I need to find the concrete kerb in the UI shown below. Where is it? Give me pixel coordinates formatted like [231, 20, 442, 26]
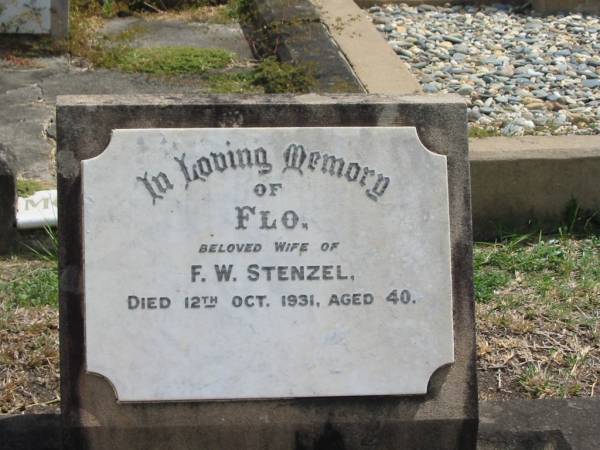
[240, 0, 364, 93]
[311, 0, 421, 95]
[3, 397, 600, 450]
[470, 135, 600, 240]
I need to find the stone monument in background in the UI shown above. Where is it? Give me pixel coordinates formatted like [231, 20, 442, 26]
[0, 0, 68, 38]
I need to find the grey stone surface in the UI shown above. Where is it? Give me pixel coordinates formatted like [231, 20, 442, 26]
[0, 414, 61, 450]
[470, 135, 600, 239]
[100, 18, 254, 60]
[57, 94, 476, 450]
[532, 0, 600, 15]
[480, 397, 600, 450]
[0, 57, 236, 182]
[0, 144, 17, 254]
[51, 0, 69, 38]
[241, 0, 364, 93]
[0, 0, 51, 34]
[0, 0, 67, 37]
[4, 397, 599, 450]
[0, 83, 55, 182]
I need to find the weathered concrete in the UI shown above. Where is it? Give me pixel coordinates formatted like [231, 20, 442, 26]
[100, 18, 254, 60]
[532, 0, 600, 14]
[0, 53, 242, 182]
[240, 0, 364, 93]
[0, 144, 17, 254]
[3, 397, 599, 449]
[479, 397, 600, 450]
[470, 135, 600, 239]
[0, 414, 61, 450]
[51, 0, 69, 39]
[57, 94, 476, 450]
[312, 0, 421, 95]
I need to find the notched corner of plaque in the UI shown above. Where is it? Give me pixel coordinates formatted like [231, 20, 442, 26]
[85, 367, 122, 403]
[406, 126, 447, 158]
[424, 360, 455, 396]
[80, 129, 130, 168]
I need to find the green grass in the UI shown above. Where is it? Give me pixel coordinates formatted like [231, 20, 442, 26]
[0, 228, 59, 310]
[475, 234, 599, 399]
[16, 179, 45, 197]
[468, 126, 500, 139]
[101, 46, 235, 75]
[252, 57, 315, 94]
[474, 235, 600, 305]
[207, 72, 260, 93]
[0, 266, 58, 309]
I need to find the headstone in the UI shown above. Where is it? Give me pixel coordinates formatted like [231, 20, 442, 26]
[57, 94, 477, 450]
[17, 189, 57, 229]
[0, 0, 68, 38]
[0, 144, 17, 254]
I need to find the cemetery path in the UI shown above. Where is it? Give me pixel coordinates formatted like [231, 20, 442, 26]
[0, 16, 254, 183]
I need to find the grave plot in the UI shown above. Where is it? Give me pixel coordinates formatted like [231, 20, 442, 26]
[0, 1, 319, 184]
[369, 3, 600, 136]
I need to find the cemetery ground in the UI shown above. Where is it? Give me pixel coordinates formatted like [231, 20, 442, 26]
[0, 230, 598, 413]
[0, 0, 315, 181]
[1, 3, 599, 448]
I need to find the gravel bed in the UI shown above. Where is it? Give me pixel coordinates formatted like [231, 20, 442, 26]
[369, 3, 600, 136]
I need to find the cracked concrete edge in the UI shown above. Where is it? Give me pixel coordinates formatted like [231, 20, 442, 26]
[312, 0, 422, 95]
[241, 0, 364, 93]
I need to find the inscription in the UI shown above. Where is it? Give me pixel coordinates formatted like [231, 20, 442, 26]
[137, 143, 391, 204]
[83, 127, 454, 401]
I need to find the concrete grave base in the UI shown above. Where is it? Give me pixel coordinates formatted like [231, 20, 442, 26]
[57, 94, 477, 450]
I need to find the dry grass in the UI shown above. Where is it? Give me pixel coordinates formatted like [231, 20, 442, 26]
[138, 4, 236, 24]
[0, 235, 598, 414]
[476, 236, 599, 400]
[0, 257, 59, 414]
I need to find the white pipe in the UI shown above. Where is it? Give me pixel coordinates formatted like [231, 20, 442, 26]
[16, 189, 58, 230]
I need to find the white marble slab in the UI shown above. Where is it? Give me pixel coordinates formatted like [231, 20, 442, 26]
[82, 127, 453, 402]
[0, 0, 51, 34]
[17, 189, 57, 229]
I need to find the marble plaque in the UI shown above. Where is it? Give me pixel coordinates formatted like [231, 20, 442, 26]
[82, 127, 453, 402]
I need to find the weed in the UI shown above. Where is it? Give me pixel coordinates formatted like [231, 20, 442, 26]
[102, 0, 118, 18]
[24, 225, 59, 264]
[252, 57, 315, 93]
[101, 46, 235, 75]
[476, 235, 600, 399]
[474, 267, 510, 303]
[468, 126, 500, 139]
[207, 72, 261, 93]
[0, 267, 58, 309]
[16, 179, 45, 197]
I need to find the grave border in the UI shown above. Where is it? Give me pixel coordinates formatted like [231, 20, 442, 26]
[57, 94, 477, 450]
